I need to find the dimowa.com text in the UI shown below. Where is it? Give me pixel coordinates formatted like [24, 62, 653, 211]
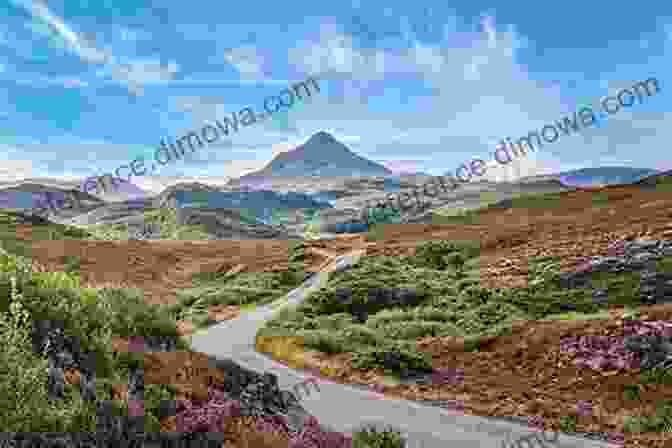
[361, 76, 660, 224]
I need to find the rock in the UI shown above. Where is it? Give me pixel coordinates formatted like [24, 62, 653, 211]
[624, 334, 672, 369]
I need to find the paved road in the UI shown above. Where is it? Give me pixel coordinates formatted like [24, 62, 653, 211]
[189, 252, 621, 448]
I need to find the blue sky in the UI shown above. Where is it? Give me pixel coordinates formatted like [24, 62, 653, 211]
[1, 0, 671, 191]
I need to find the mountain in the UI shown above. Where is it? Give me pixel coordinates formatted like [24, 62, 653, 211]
[556, 167, 660, 187]
[235, 131, 392, 184]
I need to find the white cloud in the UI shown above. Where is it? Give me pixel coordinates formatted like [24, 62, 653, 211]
[224, 45, 265, 78]
[0, 157, 33, 182]
[12, 0, 178, 96]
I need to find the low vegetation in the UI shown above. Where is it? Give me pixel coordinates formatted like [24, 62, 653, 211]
[163, 241, 310, 330]
[260, 238, 653, 380]
[84, 207, 212, 240]
[0, 209, 90, 258]
[0, 245, 189, 432]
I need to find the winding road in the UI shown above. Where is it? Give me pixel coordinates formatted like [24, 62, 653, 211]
[188, 250, 620, 448]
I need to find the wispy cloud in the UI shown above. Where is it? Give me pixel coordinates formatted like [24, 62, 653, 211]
[10, 0, 178, 96]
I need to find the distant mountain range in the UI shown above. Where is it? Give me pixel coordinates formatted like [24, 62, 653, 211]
[556, 167, 660, 187]
[0, 130, 664, 238]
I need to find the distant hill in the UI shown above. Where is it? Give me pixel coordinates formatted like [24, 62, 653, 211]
[556, 167, 659, 187]
[235, 131, 392, 184]
[173, 190, 333, 224]
[634, 169, 672, 188]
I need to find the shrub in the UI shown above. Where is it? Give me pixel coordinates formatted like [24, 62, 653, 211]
[623, 400, 672, 433]
[0, 277, 98, 432]
[379, 321, 461, 340]
[351, 423, 406, 448]
[411, 306, 459, 323]
[339, 324, 385, 346]
[455, 302, 528, 335]
[365, 309, 413, 328]
[622, 384, 641, 401]
[640, 367, 672, 385]
[299, 330, 350, 354]
[315, 313, 356, 331]
[351, 342, 433, 376]
[411, 240, 480, 270]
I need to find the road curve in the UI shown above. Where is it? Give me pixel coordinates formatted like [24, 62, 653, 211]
[188, 251, 620, 448]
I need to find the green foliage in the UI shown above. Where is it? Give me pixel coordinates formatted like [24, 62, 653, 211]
[338, 324, 385, 346]
[0, 210, 90, 258]
[299, 329, 350, 354]
[315, 313, 356, 331]
[0, 248, 188, 431]
[143, 383, 178, 432]
[559, 414, 578, 433]
[378, 321, 462, 340]
[656, 257, 672, 274]
[169, 266, 307, 328]
[622, 384, 641, 401]
[527, 256, 563, 286]
[85, 207, 213, 241]
[352, 424, 406, 448]
[31, 270, 81, 290]
[84, 222, 130, 240]
[365, 308, 416, 328]
[351, 342, 433, 375]
[623, 400, 672, 433]
[640, 367, 672, 386]
[410, 239, 480, 271]
[61, 255, 81, 275]
[455, 302, 529, 335]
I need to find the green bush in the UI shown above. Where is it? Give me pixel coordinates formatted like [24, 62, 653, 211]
[0, 248, 188, 432]
[640, 367, 672, 386]
[455, 301, 528, 335]
[623, 400, 672, 433]
[622, 384, 641, 401]
[352, 423, 406, 448]
[339, 324, 385, 346]
[411, 240, 480, 270]
[351, 342, 433, 375]
[0, 276, 99, 432]
[299, 329, 350, 354]
[364, 308, 411, 328]
[559, 415, 578, 433]
[143, 383, 178, 432]
[315, 313, 356, 331]
[378, 321, 461, 340]
[411, 306, 460, 323]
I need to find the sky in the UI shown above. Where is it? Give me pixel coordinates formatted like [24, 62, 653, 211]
[0, 0, 671, 192]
